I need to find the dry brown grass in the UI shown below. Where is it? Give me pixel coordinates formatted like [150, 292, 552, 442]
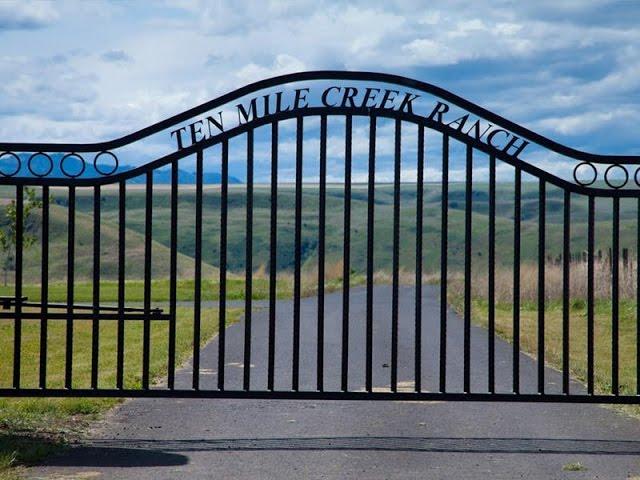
[447, 258, 638, 304]
[248, 260, 359, 298]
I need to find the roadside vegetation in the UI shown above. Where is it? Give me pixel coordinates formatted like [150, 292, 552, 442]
[0, 262, 363, 304]
[448, 257, 640, 413]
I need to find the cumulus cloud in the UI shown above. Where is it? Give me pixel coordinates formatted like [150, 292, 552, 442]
[0, 54, 98, 121]
[235, 54, 307, 83]
[0, 1, 58, 30]
[534, 108, 640, 136]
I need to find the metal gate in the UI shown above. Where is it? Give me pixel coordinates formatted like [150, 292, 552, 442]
[0, 71, 638, 403]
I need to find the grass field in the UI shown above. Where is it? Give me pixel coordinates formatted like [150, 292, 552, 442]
[467, 298, 638, 396]
[0, 267, 364, 304]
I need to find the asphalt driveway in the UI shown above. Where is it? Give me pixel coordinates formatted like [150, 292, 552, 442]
[30, 285, 640, 479]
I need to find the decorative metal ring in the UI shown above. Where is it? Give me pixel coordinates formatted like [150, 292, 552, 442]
[93, 151, 119, 176]
[27, 152, 54, 177]
[0, 151, 21, 177]
[604, 163, 628, 189]
[634, 167, 640, 188]
[60, 153, 86, 178]
[573, 161, 597, 187]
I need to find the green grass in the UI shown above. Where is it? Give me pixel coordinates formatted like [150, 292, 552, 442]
[0, 272, 365, 304]
[0, 278, 274, 304]
[0, 306, 241, 474]
[562, 462, 588, 472]
[459, 294, 640, 407]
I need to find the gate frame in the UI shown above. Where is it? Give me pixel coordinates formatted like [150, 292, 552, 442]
[0, 70, 639, 404]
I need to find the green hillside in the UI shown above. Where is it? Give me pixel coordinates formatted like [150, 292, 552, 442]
[0, 182, 635, 284]
[0, 192, 217, 284]
[75, 182, 640, 274]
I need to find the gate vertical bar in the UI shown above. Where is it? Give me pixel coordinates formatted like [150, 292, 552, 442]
[391, 118, 401, 392]
[65, 186, 75, 389]
[292, 115, 303, 392]
[13, 186, 23, 389]
[116, 181, 126, 389]
[218, 140, 229, 391]
[463, 144, 473, 393]
[414, 124, 424, 393]
[562, 191, 571, 394]
[637, 198, 640, 396]
[538, 180, 545, 394]
[341, 115, 352, 392]
[588, 196, 595, 395]
[39, 187, 49, 389]
[268, 123, 278, 392]
[317, 114, 327, 392]
[168, 160, 178, 389]
[637, 198, 640, 395]
[366, 114, 376, 393]
[488, 155, 496, 393]
[193, 150, 203, 390]
[439, 134, 449, 393]
[243, 133, 253, 391]
[91, 185, 101, 389]
[612, 196, 620, 395]
[142, 172, 152, 390]
[513, 167, 521, 394]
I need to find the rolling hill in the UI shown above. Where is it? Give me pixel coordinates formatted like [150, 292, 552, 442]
[0, 181, 634, 284]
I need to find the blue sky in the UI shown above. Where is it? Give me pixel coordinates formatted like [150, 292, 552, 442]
[0, 0, 639, 181]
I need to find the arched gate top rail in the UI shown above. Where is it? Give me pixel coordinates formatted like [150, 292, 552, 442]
[0, 70, 636, 160]
[0, 70, 638, 196]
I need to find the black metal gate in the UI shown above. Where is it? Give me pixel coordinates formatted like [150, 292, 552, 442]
[0, 71, 639, 403]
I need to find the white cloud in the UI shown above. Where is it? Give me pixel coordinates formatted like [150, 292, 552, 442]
[235, 54, 307, 84]
[534, 108, 640, 136]
[398, 17, 639, 68]
[0, 1, 58, 30]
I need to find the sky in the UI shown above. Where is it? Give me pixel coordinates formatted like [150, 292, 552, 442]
[0, 0, 639, 182]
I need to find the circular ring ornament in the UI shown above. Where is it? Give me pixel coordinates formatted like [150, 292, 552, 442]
[604, 164, 628, 189]
[93, 151, 119, 176]
[573, 161, 597, 187]
[0, 151, 21, 177]
[27, 152, 54, 178]
[60, 153, 86, 178]
[634, 167, 640, 188]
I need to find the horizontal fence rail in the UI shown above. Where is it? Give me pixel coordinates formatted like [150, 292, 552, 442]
[0, 71, 639, 403]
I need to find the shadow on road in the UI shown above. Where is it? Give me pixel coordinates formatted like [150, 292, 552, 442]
[45, 436, 640, 462]
[43, 447, 188, 467]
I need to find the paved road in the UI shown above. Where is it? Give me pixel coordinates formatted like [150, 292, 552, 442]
[31, 286, 640, 479]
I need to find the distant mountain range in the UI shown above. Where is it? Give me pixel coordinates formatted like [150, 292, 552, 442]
[10, 153, 241, 184]
[125, 167, 242, 185]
